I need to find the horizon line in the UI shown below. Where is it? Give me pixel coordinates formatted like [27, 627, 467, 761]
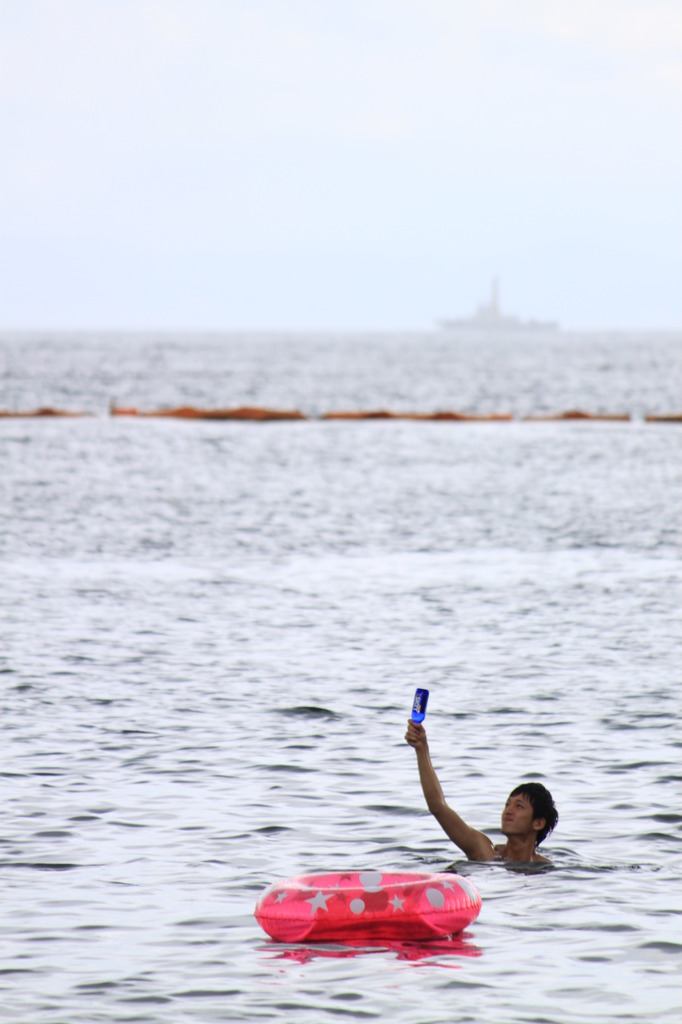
[2, 324, 682, 335]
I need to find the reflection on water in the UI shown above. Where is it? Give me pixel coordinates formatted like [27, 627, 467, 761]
[260, 931, 482, 966]
[1, 332, 681, 1023]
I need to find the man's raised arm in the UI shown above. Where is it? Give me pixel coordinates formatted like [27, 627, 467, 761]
[405, 720, 495, 861]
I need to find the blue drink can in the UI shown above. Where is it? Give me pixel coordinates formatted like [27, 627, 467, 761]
[411, 688, 429, 722]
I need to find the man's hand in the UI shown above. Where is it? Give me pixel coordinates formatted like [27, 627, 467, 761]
[405, 719, 428, 751]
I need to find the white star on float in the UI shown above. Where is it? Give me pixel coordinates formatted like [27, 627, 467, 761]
[389, 894, 405, 911]
[440, 880, 455, 890]
[275, 891, 287, 903]
[306, 890, 332, 913]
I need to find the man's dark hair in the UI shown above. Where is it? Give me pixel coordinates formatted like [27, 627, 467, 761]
[509, 782, 558, 846]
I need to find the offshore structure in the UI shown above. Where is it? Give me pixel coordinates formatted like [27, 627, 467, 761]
[438, 279, 558, 331]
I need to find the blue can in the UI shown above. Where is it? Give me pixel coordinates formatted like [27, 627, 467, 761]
[411, 688, 429, 722]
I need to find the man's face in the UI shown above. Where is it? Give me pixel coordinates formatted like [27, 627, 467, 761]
[501, 792, 543, 839]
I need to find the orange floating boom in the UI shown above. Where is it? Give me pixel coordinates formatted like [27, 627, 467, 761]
[522, 410, 631, 422]
[110, 405, 307, 421]
[0, 407, 90, 417]
[321, 410, 512, 421]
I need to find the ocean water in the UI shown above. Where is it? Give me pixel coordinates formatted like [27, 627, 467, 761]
[1, 331, 681, 1023]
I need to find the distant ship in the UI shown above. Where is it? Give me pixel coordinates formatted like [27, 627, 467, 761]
[438, 279, 558, 331]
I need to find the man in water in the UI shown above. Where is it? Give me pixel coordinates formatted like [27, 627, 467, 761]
[405, 719, 558, 863]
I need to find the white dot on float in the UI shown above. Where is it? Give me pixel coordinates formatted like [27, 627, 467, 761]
[426, 888, 445, 909]
[359, 871, 383, 891]
[349, 898, 365, 914]
[457, 877, 478, 902]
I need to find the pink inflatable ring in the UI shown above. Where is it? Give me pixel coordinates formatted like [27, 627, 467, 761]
[255, 870, 481, 942]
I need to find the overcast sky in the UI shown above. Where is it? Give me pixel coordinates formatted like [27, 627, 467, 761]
[1, 0, 681, 330]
